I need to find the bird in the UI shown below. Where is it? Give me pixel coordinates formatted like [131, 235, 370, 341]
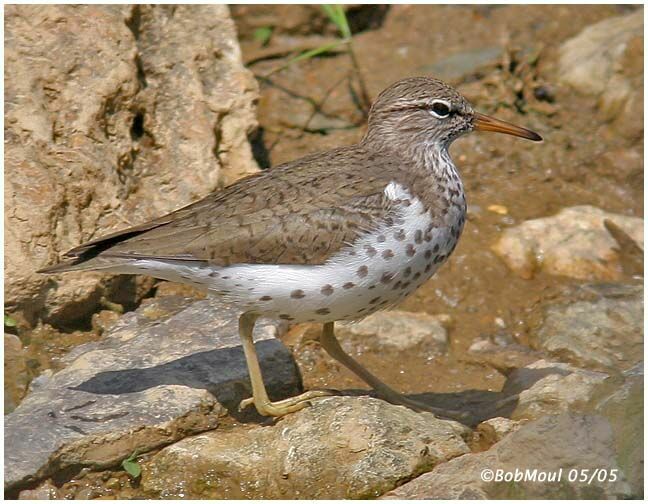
[39, 76, 542, 419]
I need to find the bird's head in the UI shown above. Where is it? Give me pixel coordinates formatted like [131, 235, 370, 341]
[363, 76, 542, 151]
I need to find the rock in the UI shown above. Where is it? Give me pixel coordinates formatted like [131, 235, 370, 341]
[4, 334, 31, 414]
[558, 10, 642, 96]
[475, 417, 522, 447]
[17, 480, 59, 500]
[4, 296, 300, 492]
[91, 310, 122, 335]
[336, 310, 450, 354]
[492, 205, 643, 280]
[5, 5, 259, 325]
[558, 10, 643, 139]
[531, 283, 642, 371]
[141, 396, 470, 499]
[154, 281, 206, 300]
[586, 363, 643, 496]
[383, 412, 634, 499]
[502, 360, 609, 421]
[466, 336, 543, 375]
[419, 46, 503, 83]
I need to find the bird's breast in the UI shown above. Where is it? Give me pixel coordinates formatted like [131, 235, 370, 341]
[206, 181, 466, 322]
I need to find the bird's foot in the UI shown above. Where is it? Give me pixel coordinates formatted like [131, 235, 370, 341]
[238, 389, 338, 417]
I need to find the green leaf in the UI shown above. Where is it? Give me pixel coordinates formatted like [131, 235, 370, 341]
[122, 459, 141, 478]
[4, 314, 17, 327]
[121, 451, 142, 478]
[322, 5, 351, 40]
[253, 26, 273, 46]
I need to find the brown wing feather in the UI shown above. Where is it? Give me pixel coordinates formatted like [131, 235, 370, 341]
[41, 146, 398, 272]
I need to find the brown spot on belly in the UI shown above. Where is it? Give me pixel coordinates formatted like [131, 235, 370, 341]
[381, 272, 394, 283]
[321, 284, 334, 296]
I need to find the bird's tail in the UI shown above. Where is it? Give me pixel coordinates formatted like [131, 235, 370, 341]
[37, 257, 117, 274]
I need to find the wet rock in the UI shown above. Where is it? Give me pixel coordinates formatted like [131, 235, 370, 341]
[5, 5, 259, 325]
[502, 360, 609, 421]
[337, 310, 450, 354]
[558, 10, 642, 96]
[4, 296, 300, 491]
[383, 412, 634, 499]
[141, 396, 471, 499]
[531, 283, 642, 371]
[4, 334, 31, 414]
[492, 205, 643, 280]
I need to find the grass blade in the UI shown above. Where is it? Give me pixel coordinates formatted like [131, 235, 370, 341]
[322, 5, 351, 40]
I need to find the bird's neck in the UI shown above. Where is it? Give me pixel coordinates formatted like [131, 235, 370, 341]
[362, 130, 458, 181]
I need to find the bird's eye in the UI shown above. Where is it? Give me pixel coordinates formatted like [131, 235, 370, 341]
[430, 100, 451, 118]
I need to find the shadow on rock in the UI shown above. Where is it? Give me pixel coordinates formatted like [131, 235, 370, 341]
[71, 340, 301, 422]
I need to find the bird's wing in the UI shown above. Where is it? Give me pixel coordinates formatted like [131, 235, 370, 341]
[43, 146, 399, 271]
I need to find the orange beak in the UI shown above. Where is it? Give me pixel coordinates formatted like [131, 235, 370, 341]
[474, 112, 542, 142]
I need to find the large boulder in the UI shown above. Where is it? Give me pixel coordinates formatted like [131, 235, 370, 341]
[4, 296, 300, 492]
[141, 396, 471, 499]
[5, 5, 259, 325]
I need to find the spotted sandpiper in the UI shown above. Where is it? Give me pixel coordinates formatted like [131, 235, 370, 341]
[39, 77, 542, 419]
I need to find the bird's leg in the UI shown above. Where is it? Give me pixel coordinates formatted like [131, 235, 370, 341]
[237, 312, 334, 417]
[319, 322, 470, 423]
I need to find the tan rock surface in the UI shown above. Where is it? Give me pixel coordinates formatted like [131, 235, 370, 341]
[142, 396, 470, 499]
[492, 206, 643, 280]
[5, 5, 259, 324]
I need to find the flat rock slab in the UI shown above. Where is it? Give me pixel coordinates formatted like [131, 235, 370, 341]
[4, 296, 301, 491]
[141, 396, 471, 499]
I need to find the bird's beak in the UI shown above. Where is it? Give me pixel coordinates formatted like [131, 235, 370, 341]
[474, 112, 542, 142]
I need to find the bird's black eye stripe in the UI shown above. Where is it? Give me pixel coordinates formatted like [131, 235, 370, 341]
[430, 101, 451, 117]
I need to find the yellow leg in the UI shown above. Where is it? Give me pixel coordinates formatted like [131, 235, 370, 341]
[319, 322, 470, 422]
[237, 312, 335, 417]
